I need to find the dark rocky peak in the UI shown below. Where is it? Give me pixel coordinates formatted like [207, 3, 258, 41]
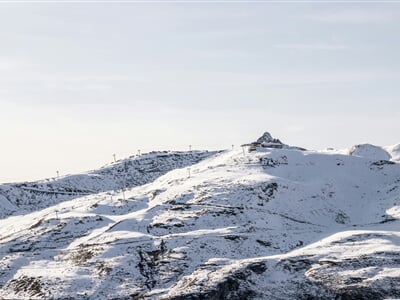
[255, 132, 284, 145]
[242, 131, 306, 151]
[241, 132, 287, 151]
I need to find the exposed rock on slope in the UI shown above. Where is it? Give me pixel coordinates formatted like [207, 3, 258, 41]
[165, 230, 400, 300]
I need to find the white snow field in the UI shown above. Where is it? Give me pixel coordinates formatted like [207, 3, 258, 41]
[0, 133, 399, 299]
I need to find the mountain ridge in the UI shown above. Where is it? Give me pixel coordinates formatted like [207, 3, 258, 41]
[0, 133, 399, 299]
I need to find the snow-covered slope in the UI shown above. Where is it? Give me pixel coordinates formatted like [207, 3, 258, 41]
[0, 151, 216, 218]
[349, 143, 391, 160]
[0, 134, 399, 299]
[386, 143, 400, 162]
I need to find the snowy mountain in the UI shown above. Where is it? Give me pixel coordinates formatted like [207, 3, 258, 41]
[0, 133, 399, 299]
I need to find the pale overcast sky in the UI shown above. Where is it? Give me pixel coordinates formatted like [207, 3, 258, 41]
[1, 1, 400, 182]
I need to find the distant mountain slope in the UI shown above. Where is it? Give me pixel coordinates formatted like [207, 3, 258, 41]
[349, 143, 391, 160]
[386, 143, 400, 162]
[0, 133, 399, 299]
[0, 150, 216, 219]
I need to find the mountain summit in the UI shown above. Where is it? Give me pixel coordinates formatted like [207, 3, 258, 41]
[244, 131, 305, 151]
[255, 131, 284, 145]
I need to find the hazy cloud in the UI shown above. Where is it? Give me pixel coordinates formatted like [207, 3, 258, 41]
[274, 43, 349, 51]
[303, 9, 399, 24]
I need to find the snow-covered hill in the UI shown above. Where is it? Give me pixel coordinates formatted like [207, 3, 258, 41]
[0, 151, 216, 219]
[386, 143, 400, 162]
[0, 133, 399, 299]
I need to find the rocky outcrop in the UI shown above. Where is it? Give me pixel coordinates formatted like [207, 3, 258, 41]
[243, 131, 305, 151]
[256, 132, 284, 145]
